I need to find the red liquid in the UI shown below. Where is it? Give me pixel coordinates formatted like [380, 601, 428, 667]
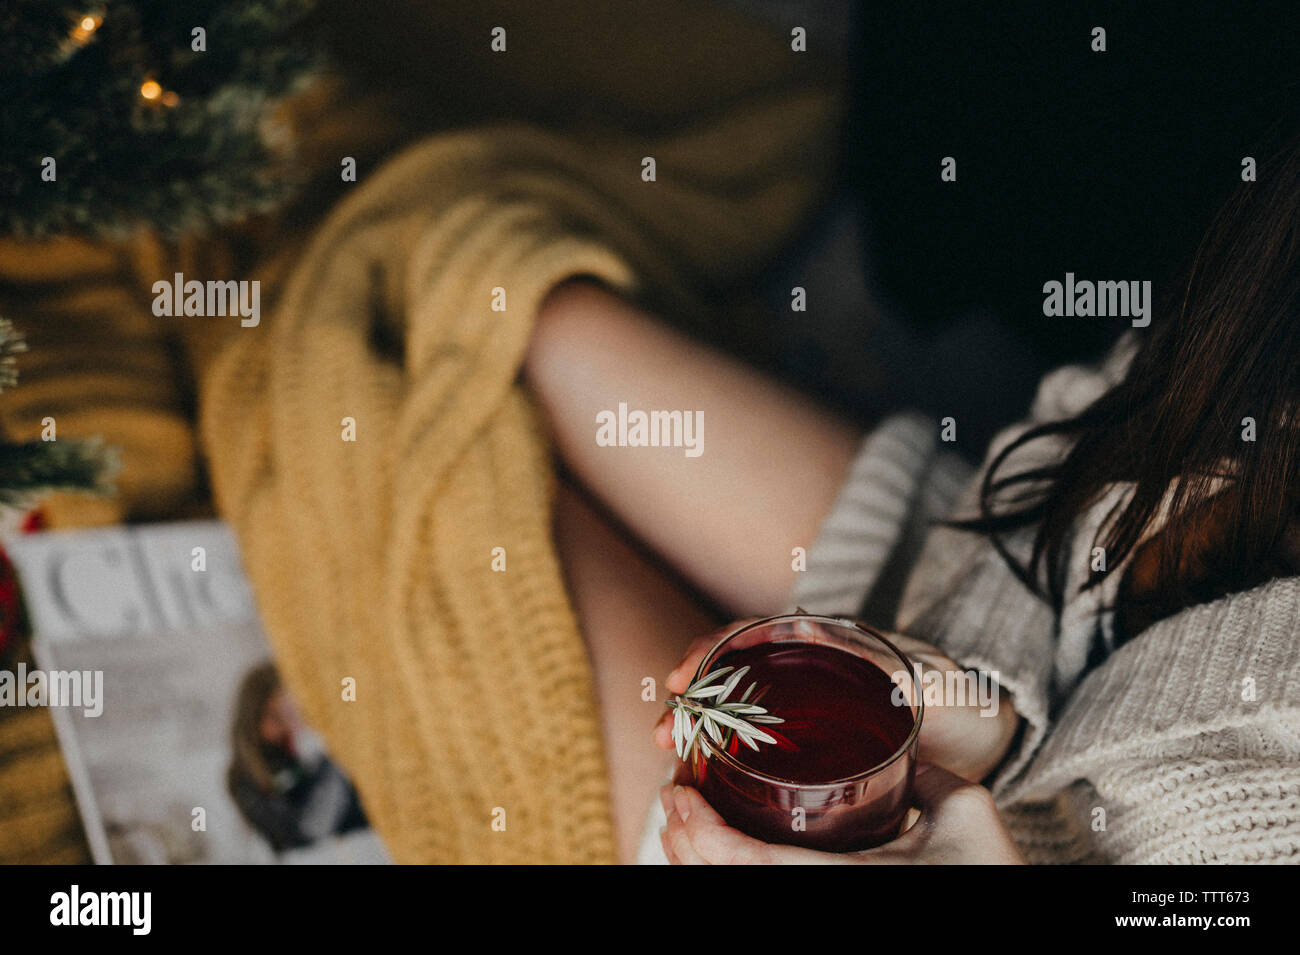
[677, 640, 918, 851]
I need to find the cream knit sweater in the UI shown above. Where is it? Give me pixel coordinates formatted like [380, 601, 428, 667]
[786, 335, 1300, 864]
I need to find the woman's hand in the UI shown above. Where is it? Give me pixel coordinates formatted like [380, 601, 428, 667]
[883, 632, 1022, 782]
[652, 620, 1023, 783]
[659, 764, 1025, 864]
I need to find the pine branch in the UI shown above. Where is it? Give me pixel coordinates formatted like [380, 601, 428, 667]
[0, 438, 119, 509]
[0, 318, 27, 393]
[0, 1, 322, 237]
[0, 320, 117, 507]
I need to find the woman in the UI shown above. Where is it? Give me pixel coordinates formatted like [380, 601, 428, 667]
[227, 663, 369, 854]
[522, 128, 1300, 864]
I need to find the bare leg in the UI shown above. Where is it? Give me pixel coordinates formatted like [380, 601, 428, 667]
[528, 280, 866, 862]
[552, 476, 721, 863]
[525, 280, 864, 617]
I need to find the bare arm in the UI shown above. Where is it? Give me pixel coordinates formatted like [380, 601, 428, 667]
[524, 279, 864, 617]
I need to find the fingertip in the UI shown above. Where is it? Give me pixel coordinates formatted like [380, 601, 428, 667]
[678, 785, 716, 822]
[652, 719, 673, 749]
[658, 827, 677, 865]
[673, 785, 690, 821]
[659, 783, 674, 814]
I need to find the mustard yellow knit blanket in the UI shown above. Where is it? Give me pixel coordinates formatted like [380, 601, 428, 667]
[196, 91, 838, 863]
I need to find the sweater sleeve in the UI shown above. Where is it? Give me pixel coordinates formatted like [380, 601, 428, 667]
[892, 337, 1139, 793]
[999, 574, 1300, 863]
[783, 411, 972, 620]
[782, 399, 1064, 792]
[293, 759, 362, 842]
[1082, 728, 1300, 864]
[782, 406, 1057, 792]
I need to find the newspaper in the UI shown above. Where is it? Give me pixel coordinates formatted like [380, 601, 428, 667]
[4, 520, 390, 865]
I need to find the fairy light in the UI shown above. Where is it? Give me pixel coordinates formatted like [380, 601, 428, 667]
[138, 79, 181, 108]
[66, 12, 103, 51]
[68, 12, 182, 107]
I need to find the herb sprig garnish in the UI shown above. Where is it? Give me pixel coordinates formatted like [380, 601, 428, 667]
[668, 665, 783, 764]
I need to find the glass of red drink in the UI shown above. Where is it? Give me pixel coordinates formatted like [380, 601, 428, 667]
[673, 613, 923, 852]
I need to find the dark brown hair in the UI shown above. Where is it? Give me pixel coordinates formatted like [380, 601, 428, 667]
[227, 662, 283, 795]
[955, 126, 1300, 625]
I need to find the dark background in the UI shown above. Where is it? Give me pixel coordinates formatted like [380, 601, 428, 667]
[829, 1, 1298, 452]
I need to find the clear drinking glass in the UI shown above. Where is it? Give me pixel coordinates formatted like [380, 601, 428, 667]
[673, 613, 922, 852]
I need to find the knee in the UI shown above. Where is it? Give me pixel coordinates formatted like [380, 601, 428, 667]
[523, 276, 627, 399]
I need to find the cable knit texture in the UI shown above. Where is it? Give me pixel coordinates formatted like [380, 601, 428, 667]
[197, 94, 841, 861]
